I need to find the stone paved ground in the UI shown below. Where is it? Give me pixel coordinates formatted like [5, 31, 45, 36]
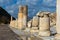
[0, 24, 20, 40]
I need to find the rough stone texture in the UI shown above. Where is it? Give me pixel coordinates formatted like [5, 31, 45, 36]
[18, 6, 28, 30]
[23, 6, 28, 28]
[0, 24, 20, 40]
[10, 20, 15, 28]
[32, 16, 39, 27]
[39, 15, 50, 30]
[28, 20, 32, 28]
[36, 11, 50, 17]
[39, 14, 50, 36]
[18, 12, 23, 30]
[30, 29, 39, 33]
[55, 34, 60, 40]
[50, 13, 56, 27]
[39, 31, 50, 37]
[10, 20, 18, 29]
[31, 27, 38, 30]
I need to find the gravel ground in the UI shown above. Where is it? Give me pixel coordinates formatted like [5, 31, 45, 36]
[0, 24, 20, 40]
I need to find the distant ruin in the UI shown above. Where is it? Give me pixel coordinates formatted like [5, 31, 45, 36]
[9, 5, 57, 40]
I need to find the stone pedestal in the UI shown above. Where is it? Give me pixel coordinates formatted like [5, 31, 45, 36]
[39, 14, 50, 36]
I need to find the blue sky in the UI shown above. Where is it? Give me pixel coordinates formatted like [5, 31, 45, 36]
[0, 0, 56, 18]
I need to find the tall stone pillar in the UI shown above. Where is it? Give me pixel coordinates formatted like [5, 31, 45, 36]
[39, 14, 50, 36]
[18, 5, 28, 30]
[55, 0, 60, 39]
[23, 6, 28, 28]
[18, 6, 23, 29]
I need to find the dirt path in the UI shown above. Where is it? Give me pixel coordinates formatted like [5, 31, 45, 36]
[0, 24, 20, 40]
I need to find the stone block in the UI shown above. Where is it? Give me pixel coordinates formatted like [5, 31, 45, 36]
[32, 16, 39, 27]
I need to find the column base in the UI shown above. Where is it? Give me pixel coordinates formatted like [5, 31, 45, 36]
[39, 31, 50, 37]
[55, 34, 60, 40]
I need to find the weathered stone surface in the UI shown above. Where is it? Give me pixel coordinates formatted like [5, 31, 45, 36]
[32, 16, 39, 27]
[18, 5, 28, 30]
[28, 20, 32, 28]
[30, 29, 39, 33]
[39, 16, 50, 31]
[31, 27, 38, 30]
[55, 34, 60, 40]
[36, 11, 50, 17]
[50, 13, 56, 27]
[23, 6, 28, 28]
[39, 14, 50, 36]
[39, 31, 50, 36]
[10, 20, 15, 28]
[55, 0, 60, 40]
[18, 12, 23, 29]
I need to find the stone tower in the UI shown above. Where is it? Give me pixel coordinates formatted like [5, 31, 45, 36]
[18, 5, 28, 30]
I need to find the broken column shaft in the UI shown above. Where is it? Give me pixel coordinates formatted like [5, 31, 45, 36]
[18, 6, 23, 29]
[18, 5, 28, 30]
[39, 14, 50, 36]
[23, 6, 28, 28]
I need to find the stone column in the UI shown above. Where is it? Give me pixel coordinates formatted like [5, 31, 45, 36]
[18, 6, 23, 30]
[39, 14, 50, 36]
[18, 5, 28, 30]
[55, 0, 60, 39]
[23, 6, 28, 28]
